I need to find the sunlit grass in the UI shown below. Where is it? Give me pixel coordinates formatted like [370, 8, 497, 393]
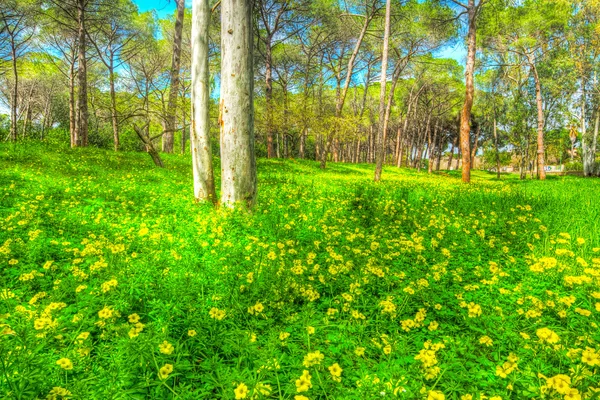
[0, 142, 599, 399]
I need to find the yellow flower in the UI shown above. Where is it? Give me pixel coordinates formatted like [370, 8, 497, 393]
[546, 374, 571, 395]
[159, 340, 174, 355]
[328, 363, 343, 382]
[383, 345, 392, 355]
[479, 336, 493, 347]
[294, 396, 309, 400]
[188, 329, 197, 337]
[536, 327, 560, 344]
[427, 390, 445, 400]
[303, 351, 324, 367]
[354, 347, 365, 356]
[209, 307, 226, 320]
[279, 332, 290, 341]
[56, 358, 73, 370]
[233, 383, 248, 399]
[98, 306, 113, 319]
[428, 321, 439, 331]
[581, 348, 599, 366]
[306, 326, 315, 335]
[461, 395, 473, 400]
[295, 370, 312, 392]
[128, 313, 140, 323]
[158, 363, 173, 380]
[138, 227, 149, 236]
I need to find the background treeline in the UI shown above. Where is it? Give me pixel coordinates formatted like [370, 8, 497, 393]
[1, 0, 599, 177]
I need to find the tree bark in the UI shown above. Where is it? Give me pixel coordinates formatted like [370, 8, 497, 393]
[470, 122, 480, 169]
[191, 0, 217, 203]
[265, 37, 274, 158]
[10, 41, 18, 142]
[75, 0, 89, 147]
[459, 0, 477, 183]
[162, 0, 185, 153]
[528, 56, 546, 180]
[581, 77, 595, 176]
[374, 0, 391, 181]
[220, 0, 256, 208]
[109, 58, 119, 151]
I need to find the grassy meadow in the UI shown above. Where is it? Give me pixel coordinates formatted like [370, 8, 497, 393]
[1, 143, 600, 399]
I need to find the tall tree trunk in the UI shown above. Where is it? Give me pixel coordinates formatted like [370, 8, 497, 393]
[10, 43, 18, 142]
[162, 0, 185, 153]
[428, 121, 439, 174]
[374, 0, 391, 181]
[581, 78, 595, 176]
[528, 57, 546, 180]
[220, 0, 256, 208]
[493, 117, 500, 179]
[447, 136, 457, 170]
[109, 58, 119, 151]
[69, 53, 76, 147]
[470, 122, 480, 169]
[75, 0, 89, 147]
[191, 0, 216, 202]
[594, 108, 599, 175]
[459, 0, 477, 183]
[265, 37, 274, 158]
[22, 83, 34, 138]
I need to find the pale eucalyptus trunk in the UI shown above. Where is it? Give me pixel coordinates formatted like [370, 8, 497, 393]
[220, 0, 256, 208]
[191, 0, 216, 203]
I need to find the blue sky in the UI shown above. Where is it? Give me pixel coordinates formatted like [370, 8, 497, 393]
[133, 0, 466, 64]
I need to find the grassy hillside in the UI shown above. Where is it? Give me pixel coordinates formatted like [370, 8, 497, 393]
[1, 143, 599, 399]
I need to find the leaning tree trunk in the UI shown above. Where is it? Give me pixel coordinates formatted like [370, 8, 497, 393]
[75, 0, 89, 147]
[191, 0, 217, 203]
[134, 124, 164, 167]
[321, 14, 372, 169]
[374, 0, 391, 182]
[528, 57, 546, 180]
[459, 0, 477, 183]
[220, 0, 256, 208]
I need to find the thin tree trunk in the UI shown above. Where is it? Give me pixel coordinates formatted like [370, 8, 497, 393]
[265, 37, 274, 158]
[109, 59, 119, 151]
[581, 77, 595, 176]
[494, 117, 500, 179]
[220, 0, 256, 207]
[69, 54, 76, 147]
[321, 14, 372, 169]
[134, 124, 164, 167]
[447, 136, 457, 170]
[594, 108, 599, 175]
[470, 123, 480, 169]
[10, 43, 18, 142]
[528, 56, 546, 180]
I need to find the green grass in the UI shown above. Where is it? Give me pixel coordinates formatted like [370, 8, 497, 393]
[0, 142, 599, 400]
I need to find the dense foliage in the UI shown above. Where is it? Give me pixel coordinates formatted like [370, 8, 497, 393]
[1, 143, 599, 399]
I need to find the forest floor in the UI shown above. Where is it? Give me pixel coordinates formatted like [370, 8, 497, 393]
[1, 143, 600, 400]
